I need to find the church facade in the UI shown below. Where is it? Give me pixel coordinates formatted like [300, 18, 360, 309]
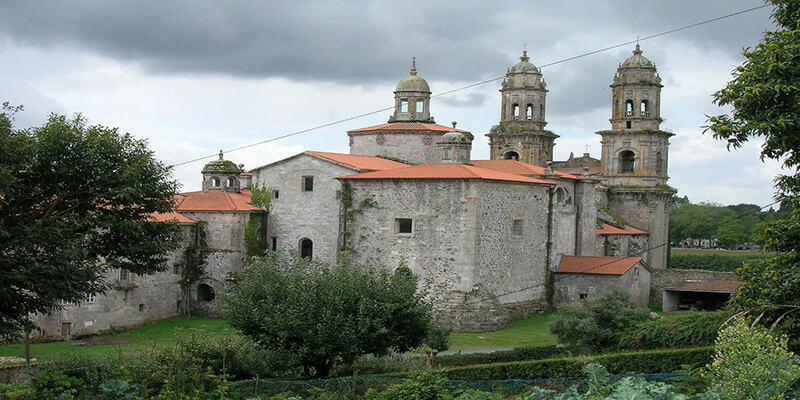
[35, 46, 673, 336]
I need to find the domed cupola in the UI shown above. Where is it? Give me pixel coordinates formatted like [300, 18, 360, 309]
[202, 150, 244, 192]
[437, 122, 472, 164]
[610, 44, 663, 131]
[389, 57, 434, 123]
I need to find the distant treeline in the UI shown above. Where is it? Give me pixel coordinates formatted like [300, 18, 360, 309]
[669, 196, 790, 249]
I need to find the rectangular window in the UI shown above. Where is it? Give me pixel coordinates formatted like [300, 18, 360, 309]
[442, 148, 451, 160]
[579, 293, 588, 300]
[395, 218, 413, 234]
[400, 99, 408, 112]
[138, 304, 145, 312]
[512, 219, 523, 236]
[271, 236, 277, 251]
[272, 189, 280, 199]
[173, 263, 182, 275]
[119, 269, 130, 281]
[416, 100, 424, 113]
[85, 293, 96, 304]
[303, 176, 314, 192]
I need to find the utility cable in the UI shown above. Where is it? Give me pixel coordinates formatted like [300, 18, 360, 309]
[170, 4, 769, 168]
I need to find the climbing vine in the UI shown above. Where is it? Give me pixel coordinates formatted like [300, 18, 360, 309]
[339, 181, 376, 256]
[245, 211, 267, 257]
[179, 221, 208, 315]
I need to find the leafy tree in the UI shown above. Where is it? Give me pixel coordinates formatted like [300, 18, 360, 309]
[0, 105, 179, 337]
[705, 0, 800, 326]
[714, 220, 748, 249]
[548, 285, 649, 349]
[222, 250, 438, 377]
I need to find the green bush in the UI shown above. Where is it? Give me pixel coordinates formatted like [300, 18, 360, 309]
[35, 352, 110, 393]
[548, 285, 649, 349]
[436, 345, 582, 368]
[31, 372, 87, 400]
[440, 347, 714, 381]
[618, 310, 731, 350]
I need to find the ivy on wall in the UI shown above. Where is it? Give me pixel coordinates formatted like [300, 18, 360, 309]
[179, 221, 208, 315]
[339, 181, 376, 257]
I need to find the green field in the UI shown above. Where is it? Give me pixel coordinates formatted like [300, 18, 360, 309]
[670, 248, 768, 257]
[448, 313, 557, 350]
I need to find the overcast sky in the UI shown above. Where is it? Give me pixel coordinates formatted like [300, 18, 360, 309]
[0, 1, 781, 206]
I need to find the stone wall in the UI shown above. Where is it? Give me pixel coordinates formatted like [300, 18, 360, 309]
[251, 154, 354, 266]
[597, 234, 649, 259]
[606, 187, 672, 269]
[650, 268, 739, 303]
[349, 131, 443, 165]
[552, 262, 650, 307]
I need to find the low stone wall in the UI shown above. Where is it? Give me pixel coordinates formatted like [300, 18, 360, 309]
[650, 268, 738, 303]
[505, 299, 550, 320]
[0, 363, 37, 384]
[438, 289, 510, 331]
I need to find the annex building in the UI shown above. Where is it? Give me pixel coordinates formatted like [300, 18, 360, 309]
[36, 46, 679, 336]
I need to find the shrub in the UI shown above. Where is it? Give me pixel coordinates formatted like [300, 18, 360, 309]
[618, 310, 731, 350]
[709, 318, 800, 400]
[436, 345, 582, 368]
[548, 285, 649, 349]
[31, 372, 87, 400]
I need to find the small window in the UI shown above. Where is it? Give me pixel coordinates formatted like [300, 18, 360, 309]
[512, 219, 523, 236]
[173, 263, 182, 275]
[640, 100, 649, 116]
[579, 293, 588, 300]
[303, 176, 314, 192]
[442, 148, 451, 160]
[119, 269, 130, 282]
[138, 304, 145, 312]
[272, 189, 280, 199]
[395, 218, 413, 234]
[625, 100, 634, 116]
[526, 104, 533, 120]
[211, 177, 221, 187]
[197, 284, 215, 302]
[300, 238, 313, 259]
[555, 187, 566, 204]
[271, 236, 277, 251]
[400, 99, 408, 113]
[626, 121, 632, 129]
[85, 293, 96, 304]
[226, 177, 236, 187]
[177, 300, 183, 313]
[511, 104, 519, 119]
[416, 100, 424, 113]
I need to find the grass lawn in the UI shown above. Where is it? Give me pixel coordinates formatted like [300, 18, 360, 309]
[670, 248, 769, 257]
[0, 317, 236, 361]
[448, 313, 557, 350]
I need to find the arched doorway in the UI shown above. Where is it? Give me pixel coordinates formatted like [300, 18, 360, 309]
[197, 284, 215, 302]
[299, 238, 313, 259]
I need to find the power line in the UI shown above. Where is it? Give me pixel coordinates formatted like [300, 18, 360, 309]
[170, 4, 769, 168]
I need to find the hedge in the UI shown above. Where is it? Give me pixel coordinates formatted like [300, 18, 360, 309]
[668, 253, 768, 272]
[436, 345, 584, 368]
[439, 347, 713, 381]
[617, 311, 731, 350]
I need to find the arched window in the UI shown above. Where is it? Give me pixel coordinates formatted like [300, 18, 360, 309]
[226, 177, 236, 187]
[211, 177, 221, 187]
[656, 151, 664, 174]
[619, 150, 636, 173]
[525, 104, 533, 120]
[197, 284, 215, 302]
[625, 100, 634, 117]
[555, 187, 566, 204]
[503, 151, 520, 161]
[299, 238, 313, 259]
[640, 100, 649, 116]
[511, 104, 519, 119]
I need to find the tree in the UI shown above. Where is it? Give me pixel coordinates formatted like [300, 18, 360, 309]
[0, 105, 179, 337]
[548, 285, 649, 349]
[704, 0, 800, 325]
[222, 250, 439, 377]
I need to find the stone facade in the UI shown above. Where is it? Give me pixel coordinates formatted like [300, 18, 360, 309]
[349, 129, 446, 165]
[553, 261, 651, 307]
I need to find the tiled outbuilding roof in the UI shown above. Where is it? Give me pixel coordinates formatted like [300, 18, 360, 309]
[596, 223, 648, 235]
[306, 151, 409, 171]
[668, 280, 742, 294]
[339, 163, 555, 184]
[148, 211, 196, 223]
[174, 190, 260, 212]
[469, 160, 579, 180]
[557, 255, 643, 275]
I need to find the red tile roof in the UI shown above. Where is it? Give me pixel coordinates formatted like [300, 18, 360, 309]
[668, 280, 742, 293]
[348, 122, 471, 133]
[306, 151, 409, 171]
[557, 255, 643, 275]
[596, 223, 648, 235]
[339, 163, 556, 184]
[148, 211, 196, 224]
[470, 160, 579, 180]
[174, 190, 260, 212]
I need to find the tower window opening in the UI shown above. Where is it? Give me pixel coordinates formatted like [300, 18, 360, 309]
[442, 148, 451, 160]
[626, 121, 632, 129]
[625, 100, 634, 117]
[619, 150, 636, 173]
[400, 99, 408, 113]
[511, 104, 519, 119]
[416, 100, 424, 113]
[656, 151, 664, 174]
[211, 177, 221, 187]
[525, 104, 533, 120]
[460, 148, 468, 161]
[640, 100, 649, 117]
[503, 151, 520, 161]
[226, 177, 236, 187]
[299, 238, 313, 259]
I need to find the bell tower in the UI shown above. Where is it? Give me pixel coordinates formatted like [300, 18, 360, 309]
[598, 44, 672, 187]
[389, 57, 434, 123]
[487, 50, 557, 167]
[597, 45, 675, 270]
